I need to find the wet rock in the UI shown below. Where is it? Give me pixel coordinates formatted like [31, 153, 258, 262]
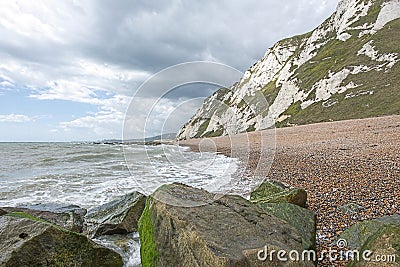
[339, 214, 400, 249]
[93, 233, 141, 266]
[250, 180, 308, 208]
[138, 183, 314, 266]
[257, 203, 316, 251]
[0, 209, 6, 216]
[347, 224, 399, 266]
[338, 202, 366, 215]
[1, 203, 87, 232]
[85, 191, 146, 237]
[0, 214, 123, 266]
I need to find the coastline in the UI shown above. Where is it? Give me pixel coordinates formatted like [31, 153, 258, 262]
[179, 115, 400, 264]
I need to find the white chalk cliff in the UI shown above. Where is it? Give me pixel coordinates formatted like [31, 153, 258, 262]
[178, 0, 400, 139]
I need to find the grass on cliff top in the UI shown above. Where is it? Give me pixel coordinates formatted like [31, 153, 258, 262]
[349, 0, 384, 29]
[278, 30, 312, 48]
[296, 13, 400, 95]
[277, 17, 400, 127]
[279, 62, 400, 126]
[213, 87, 230, 101]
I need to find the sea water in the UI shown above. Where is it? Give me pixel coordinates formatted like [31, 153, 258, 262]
[0, 142, 238, 266]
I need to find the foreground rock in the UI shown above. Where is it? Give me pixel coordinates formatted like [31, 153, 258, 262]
[250, 180, 307, 208]
[340, 215, 400, 266]
[0, 213, 123, 266]
[85, 191, 146, 237]
[339, 214, 400, 249]
[138, 183, 314, 267]
[349, 225, 399, 267]
[0, 208, 6, 216]
[257, 203, 316, 251]
[1, 203, 87, 232]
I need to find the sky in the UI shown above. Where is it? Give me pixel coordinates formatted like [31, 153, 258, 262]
[0, 0, 340, 141]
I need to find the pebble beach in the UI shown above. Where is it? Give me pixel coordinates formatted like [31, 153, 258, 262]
[179, 115, 400, 266]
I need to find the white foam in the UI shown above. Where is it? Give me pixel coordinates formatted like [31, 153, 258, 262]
[0, 143, 239, 209]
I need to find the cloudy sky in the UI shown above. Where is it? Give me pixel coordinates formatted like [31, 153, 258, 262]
[0, 0, 339, 141]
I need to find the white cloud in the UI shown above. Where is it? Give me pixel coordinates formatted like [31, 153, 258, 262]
[0, 0, 340, 140]
[0, 114, 33, 123]
[123, 96, 206, 139]
[57, 93, 133, 139]
[0, 80, 14, 88]
[60, 110, 125, 137]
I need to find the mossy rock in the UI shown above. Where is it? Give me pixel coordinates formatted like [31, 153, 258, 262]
[250, 180, 308, 208]
[85, 191, 146, 237]
[138, 183, 314, 266]
[0, 215, 123, 266]
[250, 180, 286, 200]
[339, 215, 400, 249]
[0, 209, 7, 216]
[1, 203, 87, 233]
[347, 224, 400, 266]
[257, 203, 316, 251]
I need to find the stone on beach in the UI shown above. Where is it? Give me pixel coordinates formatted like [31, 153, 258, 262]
[346, 223, 400, 266]
[0, 208, 6, 216]
[339, 214, 400, 249]
[0, 214, 123, 266]
[1, 203, 87, 233]
[257, 203, 316, 251]
[250, 180, 308, 208]
[180, 115, 400, 266]
[85, 191, 146, 237]
[338, 202, 366, 215]
[138, 183, 314, 267]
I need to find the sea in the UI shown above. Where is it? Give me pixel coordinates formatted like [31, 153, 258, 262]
[0, 142, 239, 266]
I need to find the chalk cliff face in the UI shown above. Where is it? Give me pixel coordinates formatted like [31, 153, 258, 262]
[178, 0, 400, 140]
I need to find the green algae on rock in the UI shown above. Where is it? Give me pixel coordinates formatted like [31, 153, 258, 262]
[250, 180, 308, 208]
[0, 215, 123, 266]
[339, 214, 400, 250]
[347, 224, 400, 267]
[1, 203, 87, 233]
[257, 203, 316, 251]
[138, 183, 314, 267]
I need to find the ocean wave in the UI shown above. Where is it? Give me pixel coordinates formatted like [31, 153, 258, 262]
[0, 143, 238, 209]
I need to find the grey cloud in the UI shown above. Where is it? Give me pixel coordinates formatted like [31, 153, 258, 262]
[0, 0, 340, 90]
[0, 0, 340, 140]
[77, 0, 340, 72]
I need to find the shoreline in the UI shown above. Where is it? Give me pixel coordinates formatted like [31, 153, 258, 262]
[179, 115, 400, 265]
